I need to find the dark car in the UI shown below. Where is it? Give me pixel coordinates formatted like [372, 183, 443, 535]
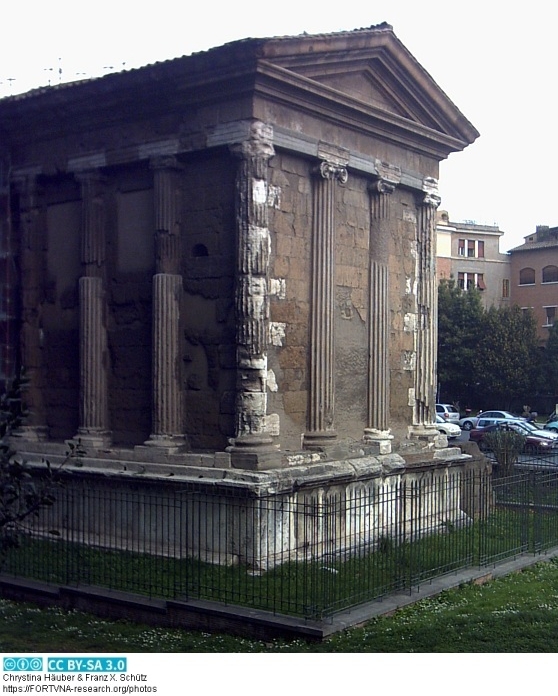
[469, 420, 558, 453]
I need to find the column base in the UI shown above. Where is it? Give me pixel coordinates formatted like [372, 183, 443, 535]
[76, 429, 112, 451]
[226, 435, 281, 470]
[141, 434, 189, 453]
[407, 423, 448, 449]
[407, 424, 440, 445]
[363, 428, 393, 454]
[302, 430, 338, 451]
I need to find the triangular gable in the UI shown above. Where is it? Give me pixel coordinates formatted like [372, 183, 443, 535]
[257, 25, 479, 147]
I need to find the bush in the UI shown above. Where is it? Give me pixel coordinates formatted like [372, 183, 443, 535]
[484, 430, 525, 475]
[0, 376, 72, 569]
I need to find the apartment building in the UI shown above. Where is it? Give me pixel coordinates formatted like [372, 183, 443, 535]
[436, 210, 510, 308]
[508, 226, 558, 342]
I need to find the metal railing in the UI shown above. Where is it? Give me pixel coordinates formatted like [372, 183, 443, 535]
[4, 466, 558, 619]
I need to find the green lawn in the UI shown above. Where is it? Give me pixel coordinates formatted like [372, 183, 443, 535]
[4, 507, 541, 619]
[3, 557, 558, 652]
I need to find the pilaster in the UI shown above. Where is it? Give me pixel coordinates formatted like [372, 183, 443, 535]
[364, 170, 399, 453]
[76, 171, 111, 449]
[14, 172, 48, 441]
[303, 147, 348, 451]
[409, 177, 441, 441]
[143, 157, 187, 451]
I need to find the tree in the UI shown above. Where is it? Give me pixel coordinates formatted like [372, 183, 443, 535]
[437, 278, 484, 407]
[546, 321, 558, 399]
[484, 429, 525, 476]
[0, 376, 77, 570]
[473, 306, 540, 409]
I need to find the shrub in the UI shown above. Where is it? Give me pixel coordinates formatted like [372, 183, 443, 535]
[0, 376, 75, 569]
[484, 430, 525, 475]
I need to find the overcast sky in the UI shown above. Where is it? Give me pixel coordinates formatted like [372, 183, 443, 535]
[1, 1, 554, 252]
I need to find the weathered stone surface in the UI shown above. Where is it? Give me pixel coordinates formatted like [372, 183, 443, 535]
[1, 26, 477, 468]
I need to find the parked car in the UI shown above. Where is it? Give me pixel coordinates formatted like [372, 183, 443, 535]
[435, 415, 461, 439]
[459, 410, 522, 431]
[458, 415, 478, 431]
[545, 413, 558, 433]
[435, 403, 460, 423]
[469, 420, 558, 453]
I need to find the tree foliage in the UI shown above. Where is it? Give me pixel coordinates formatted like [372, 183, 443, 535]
[437, 281, 542, 410]
[472, 305, 539, 409]
[484, 429, 525, 475]
[437, 278, 484, 406]
[546, 321, 558, 398]
[0, 376, 74, 570]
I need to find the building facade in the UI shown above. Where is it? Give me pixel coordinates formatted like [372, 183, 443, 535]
[509, 226, 558, 343]
[436, 211, 510, 308]
[0, 26, 478, 471]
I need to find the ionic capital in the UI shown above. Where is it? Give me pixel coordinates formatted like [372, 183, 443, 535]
[418, 176, 441, 209]
[373, 159, 401, 190]
[369, 178, 396, 196]
[316, 159, 348, 183]
[315, 142, 349, 184]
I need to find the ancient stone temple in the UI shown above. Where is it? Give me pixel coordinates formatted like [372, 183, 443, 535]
[0, 24, 478, 480]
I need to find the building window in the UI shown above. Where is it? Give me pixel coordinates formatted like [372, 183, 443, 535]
[502, 278, 510, 298]
[519, 267, 535, 285]
[542, 265, 558, 283]
[457, 238, 484, 258]
[544, 306, 557, 326]
[458, 272, 485, 291]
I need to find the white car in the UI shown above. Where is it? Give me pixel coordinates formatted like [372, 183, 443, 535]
[436, 415, 461, 439]
[436, 403, 461, 423]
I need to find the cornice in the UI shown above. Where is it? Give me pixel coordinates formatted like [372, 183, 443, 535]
[253, 60, 473, 160]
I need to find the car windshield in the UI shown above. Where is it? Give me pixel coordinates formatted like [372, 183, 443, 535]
[516, 421, 538, 433]
[506, 422, 530, 434]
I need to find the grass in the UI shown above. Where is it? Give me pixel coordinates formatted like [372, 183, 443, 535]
[3, 510, 534, 619]
[4, 498, 557, 621]
[3, 472, 558, 652]
[3, 557, 558, 652]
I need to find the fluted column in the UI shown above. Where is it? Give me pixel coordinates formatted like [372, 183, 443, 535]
[364, 172, 399, 453]
[78, 276, 109, 440]
[143, 157, 186, 450]
[303, 154, 348, 450]
[410, 177, 441, 437]
[228, 122, 278, 467]
[76, 172, 111, 449]
[13, 172, 48, 440]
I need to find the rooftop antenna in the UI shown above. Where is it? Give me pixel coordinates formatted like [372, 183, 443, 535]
[43, 58, 63, 86]
[43, 66, 54, 86]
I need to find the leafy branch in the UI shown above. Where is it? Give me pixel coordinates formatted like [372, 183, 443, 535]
[0, 375, 83, 569]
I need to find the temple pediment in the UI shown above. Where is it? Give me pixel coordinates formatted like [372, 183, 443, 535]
[253, 24, 479, 151]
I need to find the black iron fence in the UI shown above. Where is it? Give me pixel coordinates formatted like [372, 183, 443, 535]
[3, 466, 558, 619]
